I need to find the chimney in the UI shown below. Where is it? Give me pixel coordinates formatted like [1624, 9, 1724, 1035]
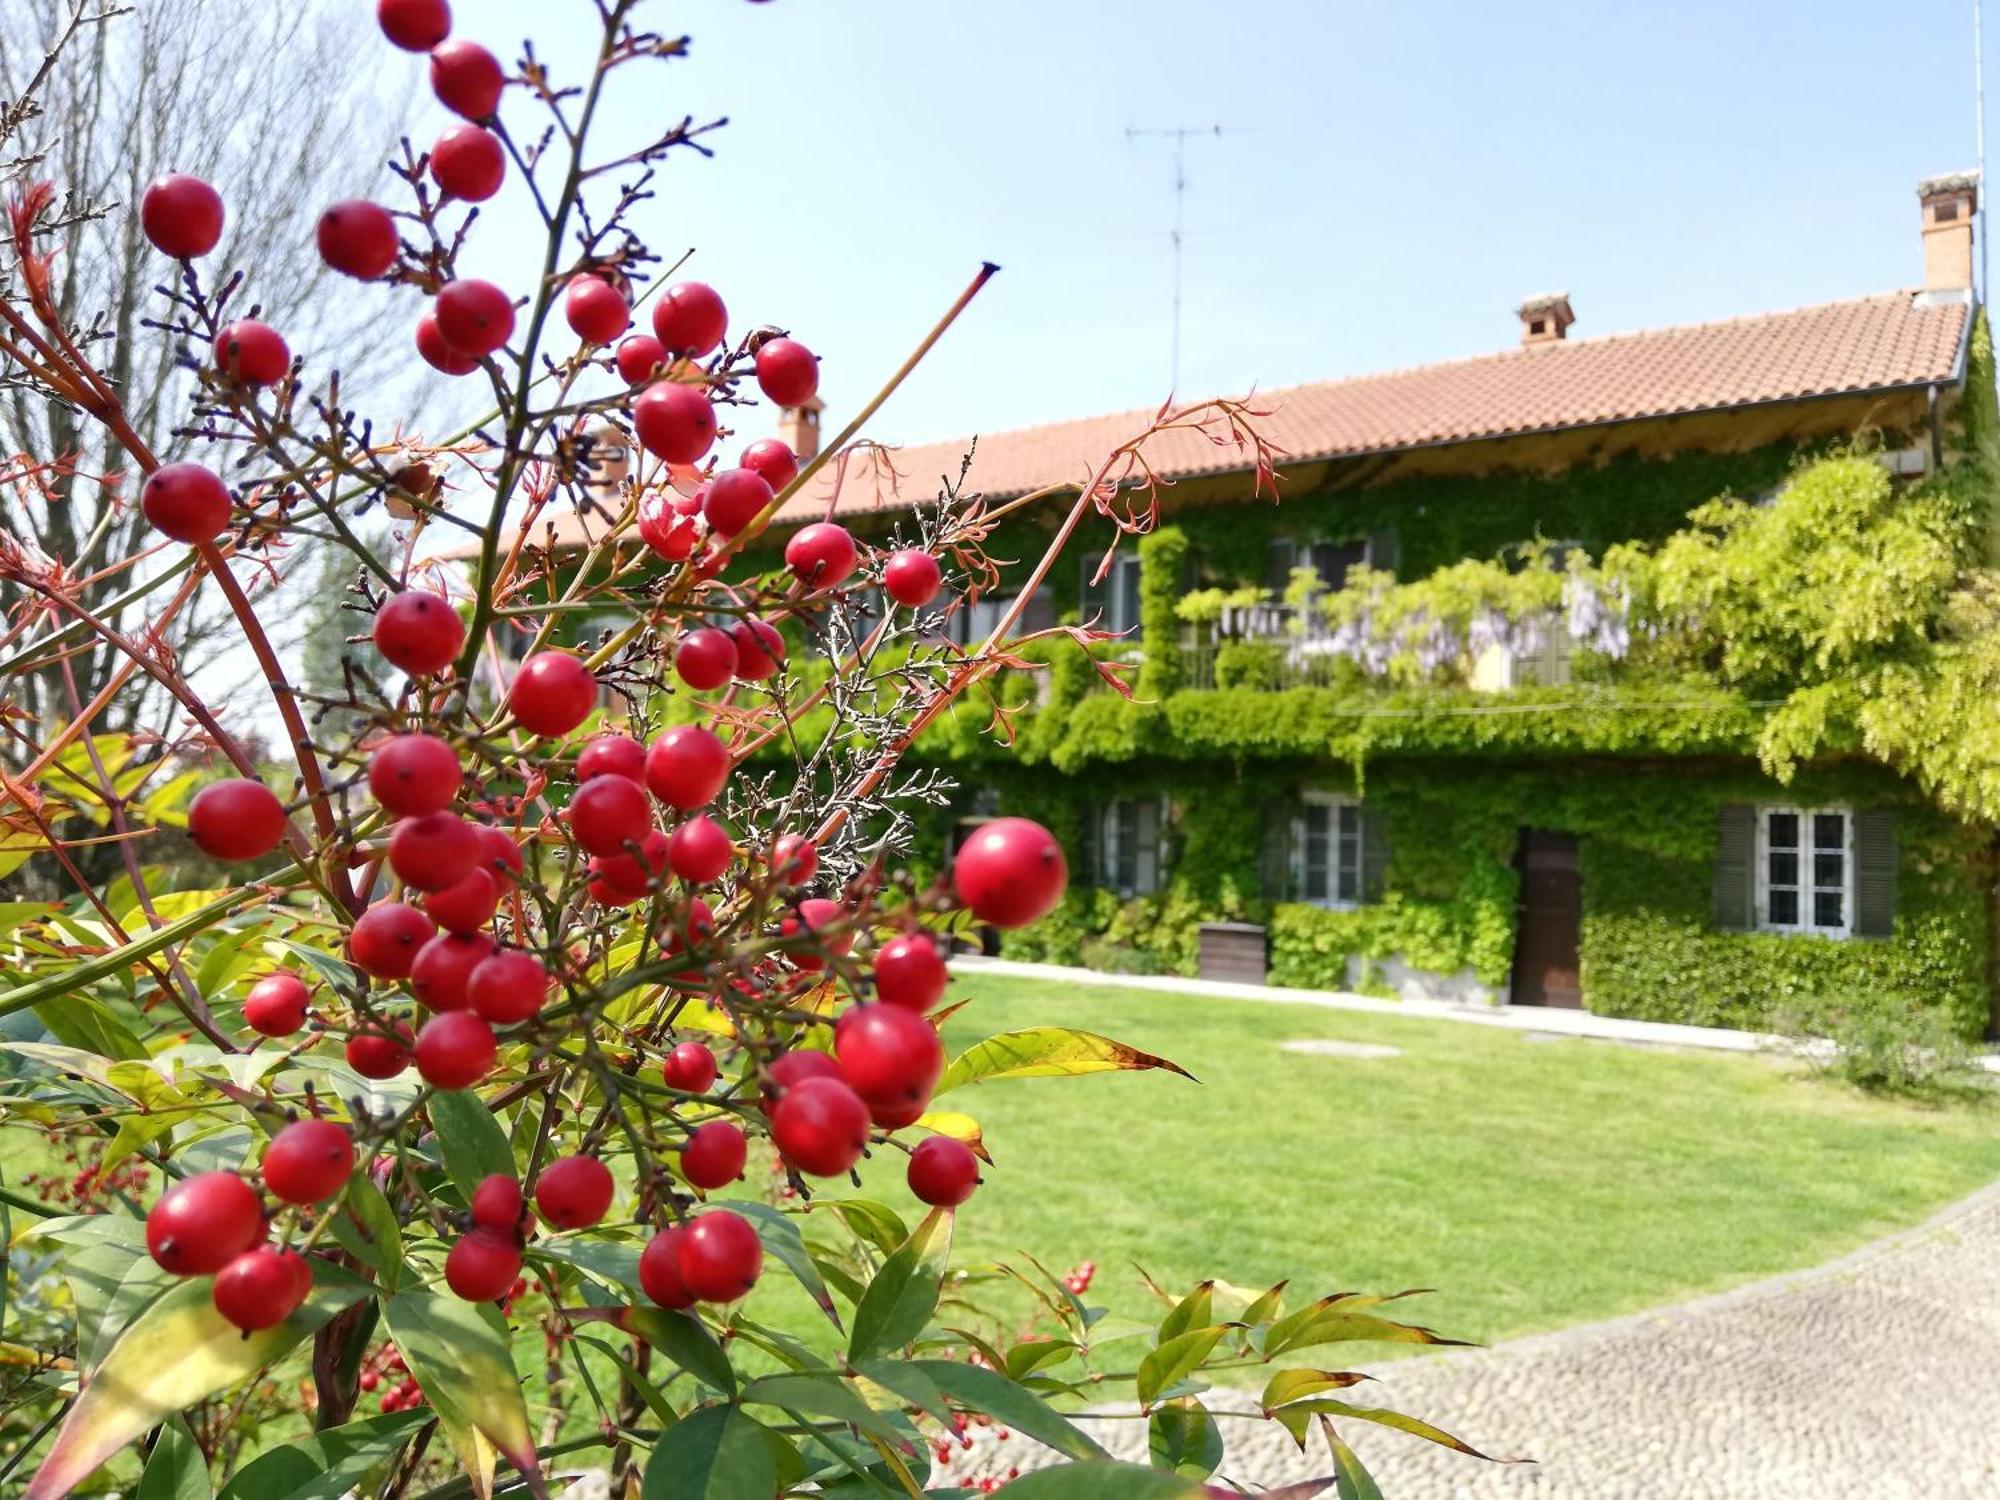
[1918, 171, 1979, 293]
[777, 395, 824, 462]
[1516, 292, 1574, 346]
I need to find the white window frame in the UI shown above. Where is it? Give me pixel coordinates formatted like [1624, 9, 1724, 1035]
[1097, 797, 1165, 897]
[1755, 804, 1854, 939]
[1294, 792, 1362, 909]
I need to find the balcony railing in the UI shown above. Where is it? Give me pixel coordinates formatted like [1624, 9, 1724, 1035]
[1173, 602, 1575, 693]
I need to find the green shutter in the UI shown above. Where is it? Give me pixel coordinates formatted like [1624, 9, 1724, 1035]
[1080, 554, 1107, 626]
[1365, 529, 1400, 580]
[1713, 803, 1755, 931]
[1853, 808, 1897, 938]
[1359, 807, 1391, 904]
[1259, 801, 1298, 900]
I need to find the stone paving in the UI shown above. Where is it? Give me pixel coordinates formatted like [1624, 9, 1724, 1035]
[952, 1181, 2000, 1497]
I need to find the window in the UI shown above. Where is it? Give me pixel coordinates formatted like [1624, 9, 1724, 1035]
[1080, 554, 1144, 637]
[1295, 793, 1362, 908]
[1096, 798, 1165, 896]
[946, 585, 1054, 647]
[1757, 805, 1852, 937]
[1267, 537, 1368, 594]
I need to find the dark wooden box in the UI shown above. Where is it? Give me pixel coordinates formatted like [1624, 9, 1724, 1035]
[1198, 922, 1268, 984]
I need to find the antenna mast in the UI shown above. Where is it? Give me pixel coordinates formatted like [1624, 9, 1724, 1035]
[1126, 123, 1224, 392]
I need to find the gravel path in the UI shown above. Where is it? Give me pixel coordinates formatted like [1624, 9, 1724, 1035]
[951, 1180, 2000, 1497]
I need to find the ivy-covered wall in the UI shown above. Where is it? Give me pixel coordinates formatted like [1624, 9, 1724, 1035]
[984, 757, 1991, 1041]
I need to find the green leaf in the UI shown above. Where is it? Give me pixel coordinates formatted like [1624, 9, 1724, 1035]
[982, 1462, 1202, 1497]
[426, 1089, 515, 1199]
[1261, 1368, 1371, 1409]
[1005, 1338, 1079, 1381]
[1147, 1397, 1222, 1481]
[1265, 1294, 1470, 1357]
[739, 1372, 906, 1441]
[850, 1358, 951, 1422]
[624, 1305, 737, 1394]
[382, 1290, 542, 1494]
[733, 1201, 841, 1327]
[218, 1411, 432, 1500]
[847, 1205, 952, 1363]
[909, 1359, 1110, 1461]
[577, 1334, 681, 1427]
[1331, 1434, 1385, 1500]
[641, 1404, 778, 1500]
[24, 1264, 366, 1500]
[1268, 1399, 1496, 1458]
[1157, 1282, 1213, 1343]
[934, 1028, 1194, 1095]
[0, 887, 255, 1021]
[1136, 1326, 1226, 1407]
[136, 1418, 212, 1500]
[34, 995, 147, 1061]
[812, 1197, 909, 1257]
[328, 1176, 404, 1292]
[535, 1235, 643, 1294]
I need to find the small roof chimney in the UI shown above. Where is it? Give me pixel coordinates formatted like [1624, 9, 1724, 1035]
[1917, 171, 1979, 293]
[1517, 292, 1574, 346]
[777, 396, 824, 463]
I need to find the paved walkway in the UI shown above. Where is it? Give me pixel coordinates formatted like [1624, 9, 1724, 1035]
[952, 1181, 2000, 1497]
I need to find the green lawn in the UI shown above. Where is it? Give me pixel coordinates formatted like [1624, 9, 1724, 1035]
[861, 973, 2000, 1348]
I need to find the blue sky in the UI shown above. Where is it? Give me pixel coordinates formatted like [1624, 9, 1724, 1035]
[438, 0, 1984, 448]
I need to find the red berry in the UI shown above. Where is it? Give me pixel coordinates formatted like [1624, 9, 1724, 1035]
[785, 522, 859, 590]
[661, 1040, 717, 1093]
[430, 38, 505, 119]
[883, 549, 943, 608]
[644, 726, 730, 810]
[141, 174, 224, 259]
[637, 491, 699, 561]
[410, 930, 498, 1011]
[567, 773, 653, 856]
[591, 828, 669, 902]
[414, 1010, 496, 1089]
[509, 651, 597, 737]
[346, 1023, 414, 1080]
[771, 834, 817, 885]
[389, 811, 482, 893]
[368, 733, 462, 816]
[651, 281, 727, 357]
[469, 1173, 524, 1232]
[378, 0, 451, 50]
[616, 334, 666, 385]
[788, 897, 852, 974]
[188, 780, 286, 862]
[349, 901, 438, 980]
[674, 627, 738, 690]
[834, 1003, 943, 1116]
[434, 278, 514, 357]
[535, 1155, 613, 1230]
[316, 200, 398, 280]
[577, 733, 646, 783]
[429, 123, 505, 202]
[759, 1049, 842, 1116]
[565, 275, 629, 345]
[632, 381, 717, 464]
[374, 591, 464, 676]
[261, 1119, 355, 1205]
[869, 1092, 929, 1131]
[479, 826, 524, 879]
[243, 973, 311, 1037]
[146, 1172, 263, 1276]
[730, 619, 785, 681]
[676, 1209, 761, 1301]
[908, 1135, 980, 1208]
[754, 337, 818, 407]
[680, 1120, 746, 1190]
[739, 438, 799, 492]
[426, 868, 500, 934]
[953, 817, 1067, 928]
[416, 312, 480, 375]
[771, 1076, 871, 1177]
[468, 948, 549, 1025]
[213, 320, 289, 387]
[667, 815, 732, 884]
[703, 468, 773, 537]
[874, 933, 948, 1012]
[445, 1230, 522, 1302]
[141, 463, 232, 543]
[213, 1247, 311, 1331]
[639, 1226, 695, 1309]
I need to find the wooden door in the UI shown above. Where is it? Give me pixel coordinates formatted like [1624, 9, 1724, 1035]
[1512, 831, 1582, 1008]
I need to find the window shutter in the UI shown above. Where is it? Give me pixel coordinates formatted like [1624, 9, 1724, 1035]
[1259, 802, 1298, 900]
[1265, 538, 1299, 592]
[1853, 808, 1897, 938]
[1135, 799, 1161, 894]
[1365, 529, 1400, 580]
[1359, 806, 1391, 904]
[1713, 803, 1756, 931]
[1080, 555, 1107, 626]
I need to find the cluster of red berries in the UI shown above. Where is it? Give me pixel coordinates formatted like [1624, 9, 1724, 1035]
[142, 1114, 353, 1331]
[1061, 1259, 1097, 1297]
[20, 1138, 150, 1210]
[357, 1342, 428, 1413]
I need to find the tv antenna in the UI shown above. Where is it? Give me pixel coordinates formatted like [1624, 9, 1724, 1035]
[1127, 123, 1227, 392]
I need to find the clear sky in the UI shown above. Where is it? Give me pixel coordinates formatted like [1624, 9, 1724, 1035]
[415, 0, 1992, 452]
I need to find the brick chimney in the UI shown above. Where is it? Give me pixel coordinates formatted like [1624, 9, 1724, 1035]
[777, 396, 824, 462]
[1918, 171, 1979, 292]
[1516, 292, 1574, 346]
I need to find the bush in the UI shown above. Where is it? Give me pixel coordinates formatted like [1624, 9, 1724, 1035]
[1778, 992, 1990, 1100]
